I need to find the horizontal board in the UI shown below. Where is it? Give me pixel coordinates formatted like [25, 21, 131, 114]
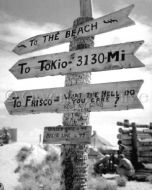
[5, 80, 143, 115]
[138, 152, 152, 157]
[13, 5, 135, 55]
[137, 134, 152, 139]
[138, 146, 152, 151]
[43, 125, 91, 144]
[119, 128, 152, 134]
[138, 157, 152, 163]
[118, 128, 132, 134]
[10, 41, 144, 79]
[117, 134, 132, 140]
[120, 139, 132, 146]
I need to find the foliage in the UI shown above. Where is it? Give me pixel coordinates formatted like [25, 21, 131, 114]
[16, 146, 32, 162]
[116, 176, 127, 187]
[14, 145, 61, 190]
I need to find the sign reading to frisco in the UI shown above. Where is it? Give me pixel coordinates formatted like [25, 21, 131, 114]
[43, 125, 92, 144]
[5, 80, 143, 115]
[10, 41, 144, 79]
[13, 5, 134, 55]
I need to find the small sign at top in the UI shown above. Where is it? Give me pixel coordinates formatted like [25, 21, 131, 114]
[13, 5, 135, 55]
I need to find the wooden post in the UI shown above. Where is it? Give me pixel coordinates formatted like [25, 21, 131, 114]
[61, 0, 94, 189]
[131, 122, 138, 169]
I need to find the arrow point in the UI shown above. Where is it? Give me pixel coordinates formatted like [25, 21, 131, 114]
[12, 47, 17, 54]
[127, 4, 135, 14]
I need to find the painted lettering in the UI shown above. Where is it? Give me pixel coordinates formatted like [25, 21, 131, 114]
[18, 63, 30, 74]
[77, 27, 84, 36]
[39, 59, 69, 71]
[98, 53, 105, 63]
[43, 32, 60, 43]
[91, 21, 98, 31]
[12, 97, 21, 108]
[84, 25, 90, 32]
[65, 30, 71, 39]
[39, 60, 48, 71]
[107, 51, 119, 62]
[25, 96, 32, 107]
[25, 96, 53, 107]
[30, 39, 37, 46]
[124, 90, 135, 96]
[107, 50, 125, 62]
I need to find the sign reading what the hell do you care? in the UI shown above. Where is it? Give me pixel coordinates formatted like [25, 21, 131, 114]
[5, 1, 145, 189]
[5, 80, 143, 115]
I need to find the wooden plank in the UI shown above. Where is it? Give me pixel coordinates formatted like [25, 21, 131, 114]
[119, 127, 152, 134]
[10, 41, 144, 79]
[138, 139, 152, 143]
[118, 128, 132, 134]
[5, 80, 143, 115]
[138, 146, 152, 151]
[138, 157, 152, 163]
[117, 133, 132, 140]
[43, 125, 92, 144]
[137, 134, 152, 139]
[13, 5, 135, 55]
[138, 152, 152, 157]
[121, 139, 132, 146]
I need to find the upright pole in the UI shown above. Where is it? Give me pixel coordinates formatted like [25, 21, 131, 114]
[131, 122, 138, 169]
[61, 0, 94, 189]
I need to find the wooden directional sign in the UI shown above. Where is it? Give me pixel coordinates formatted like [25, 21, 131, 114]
[13, 5, 135, 55]
[10, 41, 144, 79]
[5, 80, 143, 115]
[43, 125, 92, 144]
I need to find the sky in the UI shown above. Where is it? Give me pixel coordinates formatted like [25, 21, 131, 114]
[0, 0, 152, 145]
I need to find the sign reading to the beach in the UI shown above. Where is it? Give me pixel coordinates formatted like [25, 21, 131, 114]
[5, 80, 143, 115]
[13, 5, 135, 55]
[43, 125, 92, 144]
[10, 41, 144, 79]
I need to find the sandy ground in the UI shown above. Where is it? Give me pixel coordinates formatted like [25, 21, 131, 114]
[119, 181, 152, 190]
[104, 174, 152, 190]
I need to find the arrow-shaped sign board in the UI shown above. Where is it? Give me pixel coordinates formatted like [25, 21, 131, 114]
[13, 5, 135, 55]
[43, 125, 92, 144]
[5, 80, 143, 115]
[10, 41, 144, 79]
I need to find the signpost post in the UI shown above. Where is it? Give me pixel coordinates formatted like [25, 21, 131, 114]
[61, 1, 93, 189]
[5, 0, 145, 189]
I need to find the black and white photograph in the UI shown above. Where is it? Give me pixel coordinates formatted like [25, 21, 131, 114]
[0, 0, 152, 189]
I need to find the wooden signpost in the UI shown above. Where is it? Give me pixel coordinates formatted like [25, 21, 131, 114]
[43, 125, 92, 144]
[5, 80, 143, 115]
[10, 40, 144, 79]
[5, 0, 145, 189]
[13, 4, 134, 55]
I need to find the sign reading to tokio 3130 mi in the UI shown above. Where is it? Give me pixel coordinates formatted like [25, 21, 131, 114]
[10, 41, 144, 79]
